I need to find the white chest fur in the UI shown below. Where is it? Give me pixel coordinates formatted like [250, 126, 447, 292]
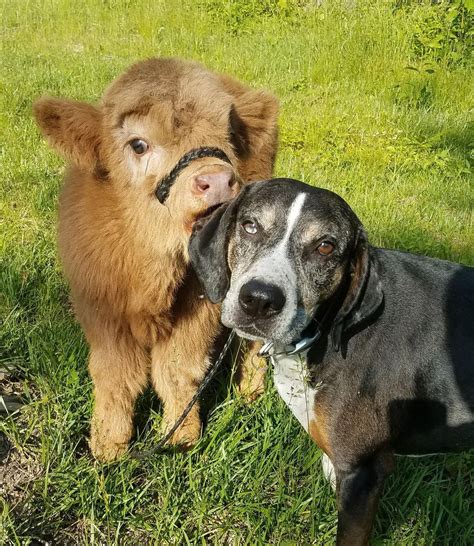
[271, 349, 318, 433]
[271, 349, 336, 489]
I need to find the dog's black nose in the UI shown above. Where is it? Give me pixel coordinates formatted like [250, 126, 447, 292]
[238, 280, 286, 318]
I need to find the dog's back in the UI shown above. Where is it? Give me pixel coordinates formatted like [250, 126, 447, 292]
[373, 250, 473, 451]
[322, 249, 474, 455]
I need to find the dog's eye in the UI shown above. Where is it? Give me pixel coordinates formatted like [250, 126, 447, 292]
[129, 139, 149, 155]
[317, 241, 335, 256]
[242, 221, 258, 235]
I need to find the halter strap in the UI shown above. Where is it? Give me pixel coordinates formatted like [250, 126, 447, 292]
[155, 147, 232, 204]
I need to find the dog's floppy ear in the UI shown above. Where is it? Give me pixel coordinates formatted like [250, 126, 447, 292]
[331, 229, 384, 351]
[33, 97, 103, 171]
[219, 75, 279, 181]
[189, 189, 248, 304]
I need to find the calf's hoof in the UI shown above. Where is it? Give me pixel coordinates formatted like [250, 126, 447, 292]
[163, 414, 201, 450]
[237, 355, 267, 403]
[89, 434, 129, 462]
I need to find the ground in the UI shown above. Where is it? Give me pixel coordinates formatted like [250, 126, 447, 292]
[1, 0, 473, 544]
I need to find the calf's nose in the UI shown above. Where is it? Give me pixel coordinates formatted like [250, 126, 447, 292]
[193, 171, 236, 204]
[239, 280, 286, 319]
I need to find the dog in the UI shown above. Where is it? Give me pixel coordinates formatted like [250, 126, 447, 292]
[33, 58, 279, 461]
[189, 178, 474, 545]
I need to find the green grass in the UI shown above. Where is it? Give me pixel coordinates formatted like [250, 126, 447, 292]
[1, 0, 473, 544]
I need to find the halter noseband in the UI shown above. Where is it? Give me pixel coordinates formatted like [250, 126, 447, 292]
[155, 147, 233, 204]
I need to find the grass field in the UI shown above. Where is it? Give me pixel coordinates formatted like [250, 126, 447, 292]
[1, 0, 473, 544]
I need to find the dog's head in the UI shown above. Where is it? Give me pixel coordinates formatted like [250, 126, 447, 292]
[189, 179, 383, 347]
[33, 57, 278, 234]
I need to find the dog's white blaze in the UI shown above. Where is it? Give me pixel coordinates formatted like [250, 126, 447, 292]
[222, 192, 308, 342]
[282, 192, 307, 245]
[247, 192, 306, 282]
[271, 349, 318, 432]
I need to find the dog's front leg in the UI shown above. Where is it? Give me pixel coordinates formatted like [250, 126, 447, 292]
[335, 453, 393, 546]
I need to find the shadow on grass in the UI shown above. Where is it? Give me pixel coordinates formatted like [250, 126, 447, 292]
[417, 119, 474, 168]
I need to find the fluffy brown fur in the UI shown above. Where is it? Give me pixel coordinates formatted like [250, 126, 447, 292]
[34, 57, 278, 461]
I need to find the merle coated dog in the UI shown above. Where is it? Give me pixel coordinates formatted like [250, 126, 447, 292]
[189, 178, 474, 545]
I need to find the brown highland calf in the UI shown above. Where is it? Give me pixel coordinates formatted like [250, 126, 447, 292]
[34, 58, 279, 461]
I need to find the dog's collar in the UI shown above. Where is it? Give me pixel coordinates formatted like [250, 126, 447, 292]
[258, 315, 323, 358]
[155, 147, 232, 204]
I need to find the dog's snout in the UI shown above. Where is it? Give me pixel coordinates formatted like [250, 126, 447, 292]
[193, 171, 236, 204]
[238, 280, 286, 319]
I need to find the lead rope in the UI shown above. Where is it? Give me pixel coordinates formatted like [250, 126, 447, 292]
[130, 329, 236, 460]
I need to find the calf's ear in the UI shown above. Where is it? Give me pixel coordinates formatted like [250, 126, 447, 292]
[189, 188, 248, 304]
[220, 75, 279, 181]
[33, 97, 103, 171]
[331, 229, 384, 351]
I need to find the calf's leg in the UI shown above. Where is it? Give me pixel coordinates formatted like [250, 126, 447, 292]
[151, 280, 221, 448]
[236, 340, 267, 401]
[89, 338, 148, 461]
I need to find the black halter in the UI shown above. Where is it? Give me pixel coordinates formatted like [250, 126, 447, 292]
[155, 147, 232, 204]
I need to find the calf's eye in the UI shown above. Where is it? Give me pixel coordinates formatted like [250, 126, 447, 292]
[317, 241, 335, 256]
[242, 221, 258, 235]
[129, 138, 149, 155]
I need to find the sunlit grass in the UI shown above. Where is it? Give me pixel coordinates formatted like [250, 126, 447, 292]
[1, 0, 473, 544]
